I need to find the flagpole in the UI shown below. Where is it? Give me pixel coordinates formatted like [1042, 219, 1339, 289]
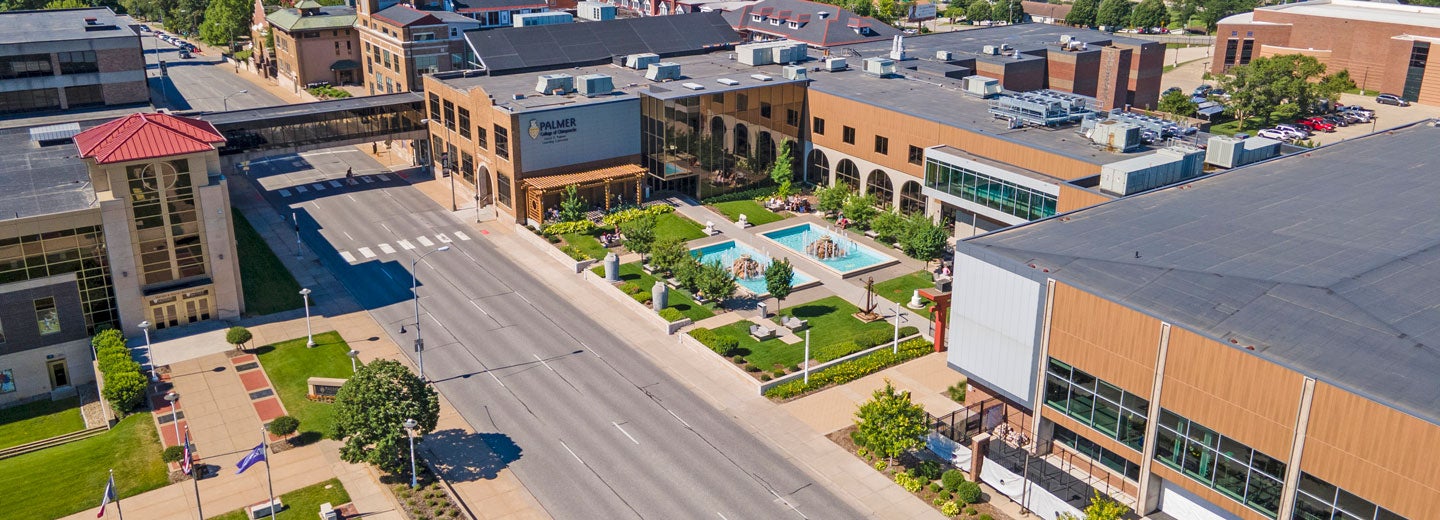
[112, 468, 124, 520]
[187, 427, 202, 520]
[263, 426, 276, 520]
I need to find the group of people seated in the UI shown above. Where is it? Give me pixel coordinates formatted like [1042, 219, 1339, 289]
[766, 195, 811, 213]
[836, 213, 854, 229]
[599, 231, 625, 247]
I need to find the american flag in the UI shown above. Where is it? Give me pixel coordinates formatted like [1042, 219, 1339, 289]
[181, 429, 193, 476]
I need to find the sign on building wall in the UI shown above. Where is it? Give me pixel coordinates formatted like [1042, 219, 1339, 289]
[516, 100, 640, 172]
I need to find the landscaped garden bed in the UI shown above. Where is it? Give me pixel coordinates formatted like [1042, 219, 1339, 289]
[591, 262, 716, 322]
[256, 331, 357, 443]
[211, 478, 352, 520]
[829, 424, 1007, 520]
[386, 459, 467, 519]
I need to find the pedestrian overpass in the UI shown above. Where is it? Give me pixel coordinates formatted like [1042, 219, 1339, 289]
[196, 92, 428, 169]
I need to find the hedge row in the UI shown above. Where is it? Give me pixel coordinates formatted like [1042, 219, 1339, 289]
[688, 327, 740, 357]
[600, 205, 674, 227]
[700, 185, 779, 204]
[764, 338, 933, 399]
[542, 220, 596, 236]
[93, 329, 147, 415]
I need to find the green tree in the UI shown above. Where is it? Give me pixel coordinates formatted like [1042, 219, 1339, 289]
[333, 360, 440, 474]
[943, 1, 966, 22]
[853, 380, 927, 469]
[1196, 0, 1255, 31]
[102, 370, 147, 414]
[695, 260, 737, 303]
[870, 210, 907, 243]
[991, 0, 1022, 24]
[1130, 0, 1168, 29]
[198, 0, 250, 46]
[764, 258, 795, 302]
[817, 183, 851, 214]
[1157, 89, 1198, 117]
[1057, 490, 1132, 520]
[966, 0, 991, 22]
[1095, 0, 1132, 28]
[843, 193, 880, 227]
[558, 184, 586, 222]
[649, 236, 689, 274]
[771, 140, 795, 198]
[876, 0, 900, 22]
[621, 215, 657, 262]
[1218, 54, 1346, 130]
[44, 0, 89, 8]
[1066, 0, 1097, 26]
[899, 212, 948, 262]
[848, 0, 874, 16]
[225, 326, 253, 352]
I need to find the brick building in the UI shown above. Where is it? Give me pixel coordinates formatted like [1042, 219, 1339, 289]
[267, 1, 362, 91]
[1213, 0, 1440, 105]
[0, 8, 147, 115]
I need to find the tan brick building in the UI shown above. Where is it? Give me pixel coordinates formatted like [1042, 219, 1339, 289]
[1213, 0, 1440, 105]
[356, 2, 478, 94]
[0, 8, 147, 114]
[268, 1, 362, 92]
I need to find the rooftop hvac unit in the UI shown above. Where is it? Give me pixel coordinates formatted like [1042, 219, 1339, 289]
[717, 78, 740, 86]
[771, 42, 807, 64]
[982, 45, 1000, 55]
[576, 74, 614, 97]
[936, 50, 952, 60]
[862, 57, 895, 77]
[824, 57, 847, 71]
[646, 62, 681, 82]
[625, 53, 660, 70]
[1059, 35, 1073, 43]
[962, 75, 1001, 98]
[782, 65, 807, 80]
[1089, 120, 1141, 152]
[535, 73, 573, 95]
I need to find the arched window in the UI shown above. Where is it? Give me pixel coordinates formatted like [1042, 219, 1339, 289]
[835, 159, 860, 190]
[900, 180, 925, 215]
[807, 149, 829, 184]
[734, 123, 750, 157]
[866, 169, 893, 208]
[756, 131, 776, 168]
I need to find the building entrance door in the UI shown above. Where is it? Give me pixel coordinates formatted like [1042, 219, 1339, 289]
[47, 359, 69, 388]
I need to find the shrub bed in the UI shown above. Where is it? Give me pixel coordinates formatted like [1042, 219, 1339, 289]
[659, 307, 685, 322]
[601, 205, 674, 227]
[764, 338, 933, 399]
[93, 329, 146, 415]
[701, 186, 779, 204]
[542, 220, 596, 236]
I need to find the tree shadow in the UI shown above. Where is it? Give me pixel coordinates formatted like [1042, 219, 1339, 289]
[419, 429, 523, 482]
[787, 303, 839, 319]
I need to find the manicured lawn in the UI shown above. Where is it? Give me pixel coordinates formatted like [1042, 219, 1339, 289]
[561, 232, 609, 260]
[654, 212, 707, 241]
[595, 262, 716, 322]
[233, 208, 303, 316]
[256, 331, 355, 440]
[1209, 117, 1267, 136]
[775, 296, 902, 360]
[711, 200, 786, 226]
[211, 478, 351, 520]
[0, 413, 167, 519]
[873, 271, 935, 320]
[0, 396, 85, 449]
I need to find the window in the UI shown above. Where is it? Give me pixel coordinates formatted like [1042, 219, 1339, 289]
[0, 317, 5, 343]
[760, 102, 772, 118]
[497, 171, 512, 206]
[788, 21, 799, 28]
[0, 53, 53, 79]
[712, 93, 724, 103]
[65, 85, 104, 107]
[458, 107, 471, 139]
[494, 124, 510, 160]
[786, 108, 799, 127]
[428, 93, 440, 119]
[58, 51, 98, 75]
[924, 157, 1058, 221]
[1154, 409, 1285, 518]
[1223, 39, 1239, 68]
[751, 14, 762, 22]
[770, 17, 781, 25]
[835, 159, 860, 189]
[383, 49, 392, 70]
[0, 225, 116, 333]
[874, 135, 889, 155]
[476, 126, 488, 149]
[1053, 425, 1141, 481]
[812, 117, 825, 135]
[736, 93, 748, 111]
[415, 32, 436, 41]
[842, 125, 855, 144]
[1295, 473, 1408, 520]
[460, 151, 475, 184]
[415, 54, 440, 75]
[1239, 39, 1255, 66]
[1043, 358, 1148, 451]
[35, 297, 60, 335]
[443, 100, 456, 131]
[907, 145, 924, 165]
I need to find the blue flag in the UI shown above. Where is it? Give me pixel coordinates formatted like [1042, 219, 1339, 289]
[235, 443, 266, 474]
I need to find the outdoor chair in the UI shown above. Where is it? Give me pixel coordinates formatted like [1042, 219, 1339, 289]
[782, 316, 809, 331]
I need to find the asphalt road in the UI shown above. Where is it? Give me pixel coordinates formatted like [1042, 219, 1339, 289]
[141, 31, 282, 113]
[243, 148, 865, 520]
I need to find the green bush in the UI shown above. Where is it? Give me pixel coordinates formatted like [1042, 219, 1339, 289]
[941, 469, 966, 492]
[940, 500, 961, 516]
[764, 339, 933, 399]
[305, 85, 352, 99]
[102, 369, 148, 414]
[954, 481, 982, 504]
[916, 460, 943, 480]
[759, 373, 773, 381]
[929, 481, 943, 493]
[543, 220, 596, 236]
[940, 490, 953, 500]
[161, 445, 185, 463]
[601, 205, 674, 227]
[854, 330, 894, 348]
[91, 329, 124, 351]
[965, 507, 978, 516]
[630, 291, 651, 305]
[689, 327, 715, 344]
[770, 368, 786, 378]
[850, 428, 868, 448]
[659, 307, 685, 322]
[618, 282, 642, 294]
[873, 460, 887, 471]
[710, 336, 739, 357]
[895, 473, 923, 493]
[268, 415, 300, 436]
[560, 246, 587, 261]
[701, 186, 779, 204]
[900, 326, 919, 337]
[947, 382, 967, 403]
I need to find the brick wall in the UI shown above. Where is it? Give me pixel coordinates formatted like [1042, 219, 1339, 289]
[96, 47, 144, 74]
[101, 80, 148, 105]
[1096, 46, 1132, 111]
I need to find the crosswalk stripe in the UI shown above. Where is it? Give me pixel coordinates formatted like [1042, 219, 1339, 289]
[398, 239, 415, 250]
[347, 178, 359, 186]
[329, 180, 343, 188]
[279, 189, 292, 198]
[359, 247, 375, 258]
[378, 174, 392, 181]
[454, 231, 471, 241]
[437, 233, 453, 243]
[361, 176, 374, 184]
[339, 251, 356, 263]
[295, 185, 309, 193]
[416, 236, 434, 247]
[312, 183, 326, 191]
[379, 243, 395, 254]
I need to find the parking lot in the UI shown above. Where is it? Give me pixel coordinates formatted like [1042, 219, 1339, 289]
[1303, 93, 1440, 145]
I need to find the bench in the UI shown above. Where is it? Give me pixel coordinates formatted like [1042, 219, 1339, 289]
[781, 316, 809, 331]
[249, 498, 284, 519]
[749, 324, 776, 340]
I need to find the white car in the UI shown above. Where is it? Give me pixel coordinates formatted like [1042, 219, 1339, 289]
[1257, 129, 1291, 141]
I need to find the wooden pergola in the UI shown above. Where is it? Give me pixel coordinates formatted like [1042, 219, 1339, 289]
[522, 163, 646, 224]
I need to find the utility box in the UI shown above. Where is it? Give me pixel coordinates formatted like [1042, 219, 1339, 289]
[576, 74, 614, 96]
[578, 1, 616, 20]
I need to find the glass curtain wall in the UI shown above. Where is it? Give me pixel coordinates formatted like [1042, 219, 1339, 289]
[1294, 473, 1408, 520]
[214, 100, 425, 154]
[1043, 358, 1148, 451]
[127, 159, 206, 286]
[640, 83, 803, 199]
[924, 157, 1057, 221]
[1154, 409, 1286, 518]
[0, 225, 117, 333]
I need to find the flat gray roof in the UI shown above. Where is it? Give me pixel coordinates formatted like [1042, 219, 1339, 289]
[959, 121, 1440, 427]
[0, 8, 137, 45]
[0, 123, 98, 222]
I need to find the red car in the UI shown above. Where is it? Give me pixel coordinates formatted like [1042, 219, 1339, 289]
[1296, 117, 1336, 132]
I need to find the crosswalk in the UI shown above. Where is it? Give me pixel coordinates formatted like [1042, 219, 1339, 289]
[276, 173, 393, 198]
[337, 231, 473, 264]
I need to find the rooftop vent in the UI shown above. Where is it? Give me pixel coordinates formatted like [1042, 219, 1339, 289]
[750, 74, 772, 82]
[84, 17, 98, 24]
[29, 122, 81, 146]
[646, 62, 681, 82]
[717, 78, 740, 86]
[862, 57, 895, 77]
[936, 50, 952, 60]
[817, 10, 829, 19]
[577, 74, 613, 97]
[535, 73, 573, 95]
[982, 45, 1001, 55]
[1059, 35, 1073, 43]
[625, 53, 660, 70]
[682, 82, 705, 90]
[782, 65, 807, 81]
[823, 57, 847, 71]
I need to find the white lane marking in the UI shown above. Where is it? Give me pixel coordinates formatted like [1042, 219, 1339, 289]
[612, 422, 639, 445]
[469, 300, 490, 316]
[533, 354, 555, 372]
[380, 223, 393, 233]
[667, 409, 691, 429]
[378, 174, 392, 181]
[398, 239, 415, 250]
[329, 180, 342, 188]
[380, 268, 394, 281]
[454, 231, 471, 241]
[517, 292, 532, 305]
[361, 176, 374, 184]
[295, 185, 309, 193]
[359, 247, 375, 258]
[379, 243, 395, 254]
[488, 371, 505, 388]
[717, 513, 730, 520]
[311, 183, 326, 191]
[461, 249, 477, 263]
[346, 194, 357, 203]
[279, 189, 292, 198]
[343, 231, 354, 241]
[437, 233, 453, 243]
[560, 441, 584, 464]
[417, 236, 434, 247]
[339, 251, 356, 263]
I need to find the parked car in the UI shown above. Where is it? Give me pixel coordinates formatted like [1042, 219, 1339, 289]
[1339, 111, 1371, 124]
[1336, 104, 1374, 116]
[1164, 86, 1183, 96]
[1193, 84, 1213, 97]
[138, 25, 151, 32]
[1297, 117, 1336, 132]
[1376, 93, 1410, 106]
[1274, 123, 1311, 136]
[1257, 128, 1291, 140]
[1319, 115, 1349, 127]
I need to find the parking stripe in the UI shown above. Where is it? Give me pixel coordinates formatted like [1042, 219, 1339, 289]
[454, 231, 471, 241]
[398, 239, 415, 250]
[379, 243, 395, 254]
[359, 247, 375, 258]
[339, 251, 356, 263]
[417, 236, 434, 247]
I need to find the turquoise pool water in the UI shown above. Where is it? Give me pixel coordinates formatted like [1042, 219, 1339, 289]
[761, 223, 896, 274]
[690, 241, 816, 296]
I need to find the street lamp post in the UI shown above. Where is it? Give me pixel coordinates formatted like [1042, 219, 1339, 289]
[299, 288, 314, 347]
[408, 246, 450, 381]
[892, 305, 905, 354]
[139, 320, 157, 382]
[222, 89, 249, 111]
[420, 118, 459, 211]
[347, 349, 359, 374]
[164, 391, 180, 442]
[404, 418, 419, 489]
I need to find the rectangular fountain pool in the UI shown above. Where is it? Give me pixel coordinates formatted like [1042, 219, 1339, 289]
[760, 223, 898, 276]
[690, 241, 817, 296]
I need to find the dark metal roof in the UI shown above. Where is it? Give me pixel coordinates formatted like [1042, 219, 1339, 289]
[959, 121, 1440, 427]
[0, 123, 99, 221]
[452, 0, 549, 12]
[0, 7, 137, 45]
[465, 12, 741, 74]
[723, 0, 899, 48]
[373, 5, 444, 26]
[197, 93, 423, 127]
